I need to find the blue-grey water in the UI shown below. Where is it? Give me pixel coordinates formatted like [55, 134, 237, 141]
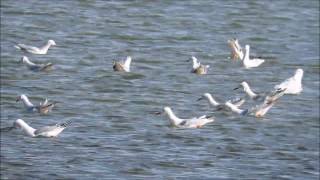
[1, 0, 319, 179]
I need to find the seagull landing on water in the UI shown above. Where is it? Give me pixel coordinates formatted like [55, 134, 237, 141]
[252, 88, 286, 117]
[20, 56, 53, 72]
[198, 93, 245, 112]
[16, 94, 57, 115]
[113, 56, 132, 72]
[188, 56, 210, 75]
[233, 81, 266, 101]
[274, 68, 303, 95]
[155, 106, 214, 128]
[243, 45, 265, 69]
[226, 88, 286, 117]
[9, 119, 70, 137]
[228, 38, 244, 61]
[14, 40, 56, 55]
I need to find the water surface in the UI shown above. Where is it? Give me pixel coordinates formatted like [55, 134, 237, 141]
[1, 0, 319, 179]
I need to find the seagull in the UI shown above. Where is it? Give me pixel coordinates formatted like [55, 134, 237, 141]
[243, 45, 265, 69]
[20, 56, 53, 72]
[226, 88, 286, 117]
[274, 68, 303, 94]
[11, 119, 70, 137]
[251, 88, 286, 117]
[198, 93, 245, 111]
[157, 106, 214, 128]
[225, 101, 249, 115]
[14, 40, 56, 55]
[233, 81, 265, 101]
[189, 56, 210, 75]
[113, 56, 132, 72]
[228, 38, 244, 60]
[16, 94, 56, 115]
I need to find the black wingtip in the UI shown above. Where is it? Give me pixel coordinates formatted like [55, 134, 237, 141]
[59, 120, 71, 128]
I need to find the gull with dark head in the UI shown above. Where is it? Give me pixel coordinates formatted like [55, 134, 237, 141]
[243, 45, 265, 69]
[113, 56, 132, 72]
[189, 56, 210, 75]
[16, 94, 57, 115]
[156, 106, 214, 128]
[274, 68, 303, 94]
[15, 40, 56, 55]
[20, 56, 53, 72]
[10, 119, 70, 137]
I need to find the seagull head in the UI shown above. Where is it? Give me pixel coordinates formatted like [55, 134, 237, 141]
[16, 94, 27, 102]
[48, 40, 56, 46]
[233, 81, 247, 90]
[13, 119, 24, 129]
[198, 93, 211, 101]
[295, 68, 304, 80]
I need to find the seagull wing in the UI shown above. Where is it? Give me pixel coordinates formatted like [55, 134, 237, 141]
[15, 44, 39, 52]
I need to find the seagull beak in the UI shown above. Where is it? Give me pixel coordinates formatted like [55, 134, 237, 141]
[233, 85, 241, 90]
[185, 58, 192, 62]
[197, 97, 204, 101]
[151, 111, 162, 115]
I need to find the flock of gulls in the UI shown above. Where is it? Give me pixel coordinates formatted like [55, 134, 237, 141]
[4, 38, 304, 137]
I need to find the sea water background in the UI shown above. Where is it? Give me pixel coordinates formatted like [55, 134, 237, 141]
[1, 0, 319, 179]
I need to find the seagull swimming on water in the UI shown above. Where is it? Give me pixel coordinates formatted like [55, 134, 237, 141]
[156, 106, 214, 128]
[198, 93, 245, 111]
[16, 94, 57, 115]
[20, 56, 53, 72]
[14, 40, 56, 55]
[113, 56, 132, 72]
[274, 68, 303, 95]
[9, 119, 70, 137]
[189, 56, 210, 75]
[234, 81, 266, 101]
[225, 101, 249, 116]
[243, 45, 265, 69]
[228, 38, 244, 60]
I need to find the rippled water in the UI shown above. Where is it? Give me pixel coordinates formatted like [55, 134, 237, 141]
[1, 0, 319, 179]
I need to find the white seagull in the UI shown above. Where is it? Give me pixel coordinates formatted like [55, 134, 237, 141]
[225, 101, 249, 116]
[243, 45, 265, 69]
[14, 40, 56, 55]
[12, 119, 70, 137]
[274, 68, 303, 94]
[234, 81, 265, 101]
[226, 88, 286, 117]
[113, 56, 132, 72]
[160, 106, 214, 128]
[189, 56, 210, 75]
[198, 93, 245, 111]
[228, 38, 244, 60]
[16, 94, 56, 115]
[20, 56, 53, 72]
